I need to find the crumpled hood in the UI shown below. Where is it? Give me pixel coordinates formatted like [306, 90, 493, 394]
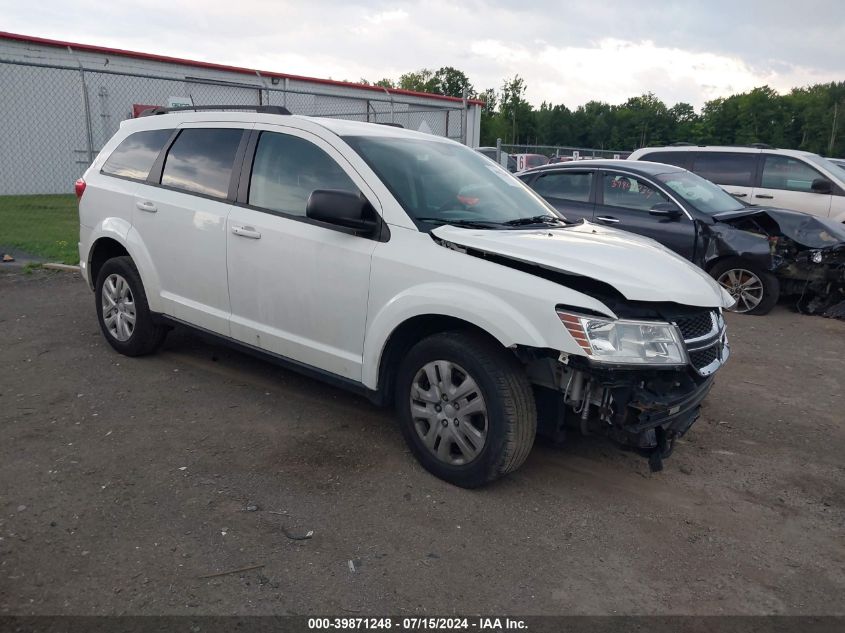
[713, 207, 845, 250]
[433, 222, 730, 308]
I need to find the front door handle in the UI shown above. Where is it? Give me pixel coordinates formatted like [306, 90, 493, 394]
[231, 225, 261, 239]
[730, 192, 747, 198]
[595, 216, 620, 224]
[135, 200, 157, 213]
[755, 194, 774, 199]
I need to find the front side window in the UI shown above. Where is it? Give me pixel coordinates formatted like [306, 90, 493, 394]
[249, 132, 359, 216]
[343, 136, 558, 228]
[602, 173, 671, 212]
[692, 152, 757, 187]
[160, 128, 243, 199]
[761, 155, 825, 192]
[101, 129, 173, 181]
[532, 171, 592, 203]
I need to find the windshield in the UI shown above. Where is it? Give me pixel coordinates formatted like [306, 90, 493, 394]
[343, 136, 560, 229]
[656, 170, 745, 215]
[805, 153, 845, 179]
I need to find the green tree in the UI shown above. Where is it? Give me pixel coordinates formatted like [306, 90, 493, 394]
[432, 67, 474, 98]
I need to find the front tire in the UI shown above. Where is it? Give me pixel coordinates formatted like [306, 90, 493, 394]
[710, 257, 780, 315]
[95, 256, 167, 356]
[395, 332, 537, 488]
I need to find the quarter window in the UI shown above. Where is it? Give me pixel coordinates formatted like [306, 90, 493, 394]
[160, 128, 243, 199]
[532, 171, 592, 202]
[249, 132, 359, 216]
[101, 129, 173, 181]
[602, 173, 671, 212]
[761, 155, 824, 192]
[691, 152, 757, 187]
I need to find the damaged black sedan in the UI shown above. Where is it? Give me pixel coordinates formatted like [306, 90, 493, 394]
[519, 160, 845, 316]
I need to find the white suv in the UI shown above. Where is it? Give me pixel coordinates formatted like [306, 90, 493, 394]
[629, 145, 845, 223]
[77, 106, 731, 486]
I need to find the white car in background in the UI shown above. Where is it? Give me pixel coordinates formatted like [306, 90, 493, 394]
[76, 106, 731, 486]
[629, 145, 845, 223]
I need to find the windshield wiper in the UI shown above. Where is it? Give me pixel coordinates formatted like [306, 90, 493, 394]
[502, 215, 568, 227]
[416, 217, 504, 229]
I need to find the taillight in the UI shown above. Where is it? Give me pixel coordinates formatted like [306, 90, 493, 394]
[74, 178, 86, 199]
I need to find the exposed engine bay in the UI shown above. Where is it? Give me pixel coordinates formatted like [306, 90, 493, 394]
[706, 208, 845, 318]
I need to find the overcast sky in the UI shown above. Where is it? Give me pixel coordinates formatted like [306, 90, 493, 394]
[3, 0, 844, 109]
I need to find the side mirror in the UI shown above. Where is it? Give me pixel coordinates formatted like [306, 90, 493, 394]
[811, 178, 832, 194]
[306, 190, 378, 234]
[649, 202, 683, 219]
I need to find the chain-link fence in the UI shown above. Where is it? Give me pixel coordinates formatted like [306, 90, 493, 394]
[500, 143, 631, 164]
[0, 60, 467, 195]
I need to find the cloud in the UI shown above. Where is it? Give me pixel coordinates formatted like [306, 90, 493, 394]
[2, 0, 844, 110]
[471, 38, 843, 109]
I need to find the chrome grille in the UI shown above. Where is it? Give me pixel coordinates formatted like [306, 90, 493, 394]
[676, 312, 717, 340]
[674, 310, 729, 376]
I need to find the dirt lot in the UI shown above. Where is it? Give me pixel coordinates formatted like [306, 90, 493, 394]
[0, 269, 843, 616]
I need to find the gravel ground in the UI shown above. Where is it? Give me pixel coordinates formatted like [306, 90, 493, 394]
[0, 269, 843, 616]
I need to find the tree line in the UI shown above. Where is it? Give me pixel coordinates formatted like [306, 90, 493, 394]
[362, 67, 845, 157]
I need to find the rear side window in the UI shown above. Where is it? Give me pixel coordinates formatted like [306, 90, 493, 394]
[639, 151, 690, 169]
[760, 155, 824, 192]
[692, 152, 757, 187]
[161, 128, 243, 199]
[248, 132, 358, 216]
[532, 171, 592, 202]
[101, 129, 173, 181]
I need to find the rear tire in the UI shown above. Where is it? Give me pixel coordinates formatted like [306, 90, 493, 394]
[395, 331, 536, 488]
[710, 257, 780, 316]
[95, 256, 167, 356]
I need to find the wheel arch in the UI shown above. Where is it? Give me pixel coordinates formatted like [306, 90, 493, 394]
[85, 222, 162, 312]
[370, 314, 511, 407]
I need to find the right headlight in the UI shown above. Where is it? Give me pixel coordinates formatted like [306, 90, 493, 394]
[557, 311, 687, 366]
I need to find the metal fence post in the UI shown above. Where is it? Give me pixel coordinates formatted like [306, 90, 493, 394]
[461, 88, 468, 145]
[67, 46, 94, 165]
[496, 138, 502, 163]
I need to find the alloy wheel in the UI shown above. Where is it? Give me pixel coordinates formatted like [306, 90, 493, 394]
[101, 273, 136, 341]
[717, 268, 764, 313]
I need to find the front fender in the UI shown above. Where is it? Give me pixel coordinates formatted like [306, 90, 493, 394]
[361, 282, 550, 390]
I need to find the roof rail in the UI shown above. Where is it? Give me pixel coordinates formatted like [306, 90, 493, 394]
[138, 105, 292, 117]
[747, 142, 774, 149]
[670, 142, 695, 146]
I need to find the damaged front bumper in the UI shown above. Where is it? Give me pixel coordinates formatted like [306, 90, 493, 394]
[530, 309, 729, 471]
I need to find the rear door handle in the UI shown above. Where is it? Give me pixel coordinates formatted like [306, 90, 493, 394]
[729, 192, 747, 198]
[231, 225, 261, 239]
[755, 194, 774, 199]
[135, 200, 157, 213]
[595, 216, 620, 224]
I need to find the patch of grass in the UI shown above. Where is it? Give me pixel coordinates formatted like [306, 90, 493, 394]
[0, 195, 79, 264]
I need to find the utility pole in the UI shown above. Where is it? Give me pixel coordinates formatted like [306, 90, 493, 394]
[829, 101, 839, 156]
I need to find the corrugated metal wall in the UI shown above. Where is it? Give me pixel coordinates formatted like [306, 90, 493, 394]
[0, 38, 481, 195]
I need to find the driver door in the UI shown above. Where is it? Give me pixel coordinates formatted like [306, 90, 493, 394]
[594, 171, 698, 261]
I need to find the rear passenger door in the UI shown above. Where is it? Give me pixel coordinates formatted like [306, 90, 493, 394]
[753, 154, 833, 218]
[690, 151, 758, 201]
[594, 171, 698, 260]
[225, 127, 380, 382]
[521, 169, 595, 221]
[133, 124, 249, 335]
